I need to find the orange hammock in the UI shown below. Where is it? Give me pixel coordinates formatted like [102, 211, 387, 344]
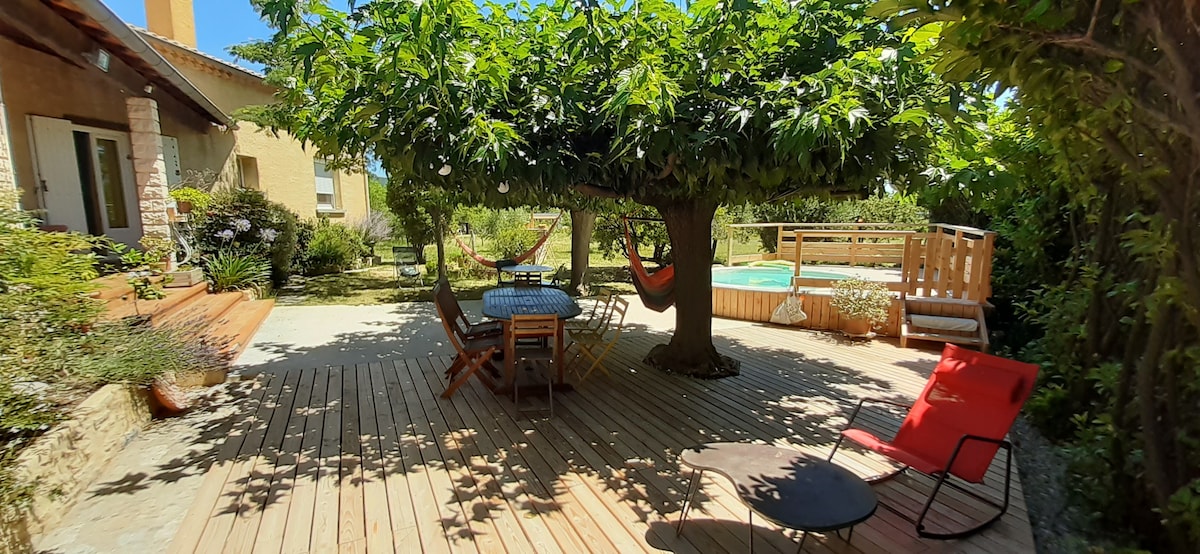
[624, 217, 675, 312]
[454, 213, 562, 268]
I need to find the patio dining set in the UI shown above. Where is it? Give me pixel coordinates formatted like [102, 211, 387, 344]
[433, 263, 629, 417]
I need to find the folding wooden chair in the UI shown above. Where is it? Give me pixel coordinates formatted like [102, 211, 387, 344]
[565, 288, 613, 332]
[567, 296, 628, 381]
[513, 271, 542, 287]
[434, 278, 502, 340]
[435, 295, 501, 398]
[508, 314, 559, 418]
[827, 344, 1039, 539]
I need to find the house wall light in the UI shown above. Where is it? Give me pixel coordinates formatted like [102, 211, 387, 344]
[84, 49, 112, 72]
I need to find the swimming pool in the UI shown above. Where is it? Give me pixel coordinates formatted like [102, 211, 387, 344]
[711, 266, 848, 290]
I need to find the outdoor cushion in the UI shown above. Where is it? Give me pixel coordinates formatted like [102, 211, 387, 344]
[909, 314, 979, 332]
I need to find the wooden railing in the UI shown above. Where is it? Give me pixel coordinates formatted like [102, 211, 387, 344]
[723, 222, 996, 303]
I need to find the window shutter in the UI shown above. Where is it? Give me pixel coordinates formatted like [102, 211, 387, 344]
[314, 160, 336, 194]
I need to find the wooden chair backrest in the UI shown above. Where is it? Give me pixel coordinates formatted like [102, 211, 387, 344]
[603, 296, 630, 336]
[508, 314, 558, 350]
[583, 288, 614, 322]
[433, 279, 471, 339]
[513, 272, 542, 286]
[433, 293, 471, 357]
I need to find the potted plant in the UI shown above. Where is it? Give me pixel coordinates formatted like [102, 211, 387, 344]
[168, 186, 211, 215]
[830, 277, 892, 338]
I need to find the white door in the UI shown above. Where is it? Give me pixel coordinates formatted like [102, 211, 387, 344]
[86, 129, 141, 246]
[28, 115, 88, 232]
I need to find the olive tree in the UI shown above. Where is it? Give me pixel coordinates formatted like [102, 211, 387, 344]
[247, 0, 952, 377]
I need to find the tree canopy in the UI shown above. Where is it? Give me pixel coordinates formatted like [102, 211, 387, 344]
[246, 0, 958, 375]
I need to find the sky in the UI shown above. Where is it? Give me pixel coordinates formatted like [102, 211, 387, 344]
[102, 0, 274, 70]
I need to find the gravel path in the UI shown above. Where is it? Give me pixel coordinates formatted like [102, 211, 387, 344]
[1011, 416, 1098, 553]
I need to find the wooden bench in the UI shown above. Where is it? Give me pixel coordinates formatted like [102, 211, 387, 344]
[900, 295, 989, 352]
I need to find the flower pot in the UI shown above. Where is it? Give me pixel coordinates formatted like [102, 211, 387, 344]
[177, 200, 193, 214]
[165, 267, 204, 288]
[842, 317, 874, 338]
[151, 376, 190, 414]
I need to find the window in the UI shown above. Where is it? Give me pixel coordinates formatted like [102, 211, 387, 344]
[314, 159, 339, 211]
[94, 138, 128, 228]
[237, 156, 259, 190]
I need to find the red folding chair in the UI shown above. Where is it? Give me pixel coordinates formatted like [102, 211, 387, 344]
[827, 344, 1039, 539]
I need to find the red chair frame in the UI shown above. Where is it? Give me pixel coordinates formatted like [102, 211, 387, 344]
[827, 344, 1039, 540]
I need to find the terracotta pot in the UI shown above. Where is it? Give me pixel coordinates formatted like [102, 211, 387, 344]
[177, 200, 193, 214]
[842, 318, 874, 337]
[151, 376, 190, 414]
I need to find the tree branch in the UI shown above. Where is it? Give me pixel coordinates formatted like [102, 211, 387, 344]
[573, 183, 624, 198]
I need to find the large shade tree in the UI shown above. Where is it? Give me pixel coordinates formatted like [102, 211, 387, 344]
[248, 0, 956, 377]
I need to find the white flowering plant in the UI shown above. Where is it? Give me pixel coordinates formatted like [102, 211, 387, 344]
[830, 277, 892, 325]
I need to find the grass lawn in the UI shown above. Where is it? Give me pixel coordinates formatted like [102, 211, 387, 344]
[279, 230, 765, 306]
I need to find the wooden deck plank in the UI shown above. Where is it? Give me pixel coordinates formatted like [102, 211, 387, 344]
[280, 368, 329, 554]
[411, 357, 554, 553]
[380, 361, 453, 554]
[167, 376, 275, 554]
[356, 363, 395, 554]
[190, 372, 289, 554]
[439, 357, 595, 554]
[309, 366, 344, 552]
[400, 358, 507, 554]
[395, 359, 482, 553]
[450, 362, 627, 553]
[337, 365, 368, 553]
[367, 363, 420, 551]
[171, 319, 1036, 554]
[218, 369, 302, 554]
[250, 368, 316, 554]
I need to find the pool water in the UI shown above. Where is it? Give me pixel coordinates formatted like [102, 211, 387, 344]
[712, 266, 847, 289]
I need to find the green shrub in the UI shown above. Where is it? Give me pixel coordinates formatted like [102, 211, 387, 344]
[66, 321, 228, 386]
[752, 194, 928, 251]
[490, 226, 532, 259]
[204, 251, 272, 293]
[302, 221, 366, 274]
[193, 188, 298, 285]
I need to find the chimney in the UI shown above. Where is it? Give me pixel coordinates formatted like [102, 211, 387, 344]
[145, 0, 197, 49]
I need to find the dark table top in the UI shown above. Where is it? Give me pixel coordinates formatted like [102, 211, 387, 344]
[680, 443, 877, 533]
[498, 264, 554, 273]
[482, 287, 583, 321]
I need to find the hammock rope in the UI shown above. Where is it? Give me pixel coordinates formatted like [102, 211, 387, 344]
[623, 217, 675, 312]
[454, 213, 562, 269]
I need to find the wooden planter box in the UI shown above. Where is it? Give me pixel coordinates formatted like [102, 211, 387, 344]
[164, 267, 205, 288]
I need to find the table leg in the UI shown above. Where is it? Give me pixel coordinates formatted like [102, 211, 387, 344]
[796, 531, 808, 553]
[504, 321, 516, 394]
[676, 468, 703, 536]
[748, 510, 754, 552]
[556, 319, 566, 384]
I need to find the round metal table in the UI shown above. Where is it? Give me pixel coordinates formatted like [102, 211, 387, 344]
[678, 442, 877, 550]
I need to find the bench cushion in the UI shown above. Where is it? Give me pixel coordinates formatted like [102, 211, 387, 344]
[909, 314, 979, 332]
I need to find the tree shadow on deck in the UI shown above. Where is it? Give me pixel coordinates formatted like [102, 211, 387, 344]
[90, 307, 987, 552]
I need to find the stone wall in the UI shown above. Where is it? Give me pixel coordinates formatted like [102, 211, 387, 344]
[9, 385, 153, 542]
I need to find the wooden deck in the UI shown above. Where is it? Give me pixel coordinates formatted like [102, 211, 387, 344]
[168, 324, 1035, 553]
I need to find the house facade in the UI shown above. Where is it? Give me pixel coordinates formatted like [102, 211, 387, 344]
[0, 0, 369, 249]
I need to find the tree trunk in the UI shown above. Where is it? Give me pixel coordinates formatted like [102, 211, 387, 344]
[568, 209, 596, 296]
[644, 198, 740, 378]
[431, 206, 448, 280]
